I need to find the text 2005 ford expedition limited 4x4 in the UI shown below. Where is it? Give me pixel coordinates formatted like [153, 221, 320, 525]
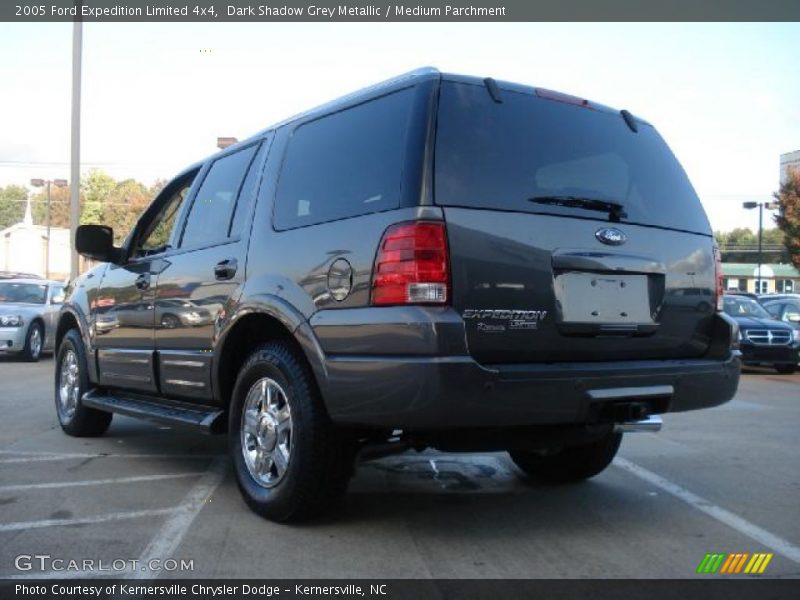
[55, 69, 740, 521]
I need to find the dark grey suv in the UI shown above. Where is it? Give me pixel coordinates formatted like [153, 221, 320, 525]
[55, 68, 741, 521]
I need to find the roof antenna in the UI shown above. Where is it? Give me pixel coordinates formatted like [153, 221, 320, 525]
[620, 109, 638, 133]
[483, 77, 503, 103]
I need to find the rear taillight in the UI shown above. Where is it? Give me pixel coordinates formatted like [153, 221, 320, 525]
[371, 221, 450, 305]
[713, 246, 724, 311]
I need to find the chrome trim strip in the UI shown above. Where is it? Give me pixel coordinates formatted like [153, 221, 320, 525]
[165, 379, 205, 388]
[162, 360, 205, 369]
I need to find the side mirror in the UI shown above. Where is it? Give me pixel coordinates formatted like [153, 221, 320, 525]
[51, 294, 65, 305]
[75, 225, 122, 263]
[787, 313, 800, 323]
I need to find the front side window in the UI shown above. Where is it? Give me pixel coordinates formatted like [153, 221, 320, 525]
[181, 145, 258, 248]
[274, 87, 414, 230]
[49, 285, 66, 304]
[139, 174, 197, 255]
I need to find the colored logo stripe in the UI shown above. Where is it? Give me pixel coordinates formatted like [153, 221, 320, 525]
[719, 553, 749, 573]
[697, 553, 725, 573]
[744, 553, 773, 574]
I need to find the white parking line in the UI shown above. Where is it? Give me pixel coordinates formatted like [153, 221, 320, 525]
[133, 456, 228, 580]
[0, 472, 203, 493]
[2, 458, 227, 580]
[0, 453, 221, 464]
[0, 508, 176, 533]
[615, 457, 800, 564]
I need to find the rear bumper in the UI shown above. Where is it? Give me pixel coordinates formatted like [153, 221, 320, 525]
[311, 307, 741, 429]
[320, 352, 741, 429]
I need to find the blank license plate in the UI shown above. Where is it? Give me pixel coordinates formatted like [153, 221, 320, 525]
[556, 273, 652, 324]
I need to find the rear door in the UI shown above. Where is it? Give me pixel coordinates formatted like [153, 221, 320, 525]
[435, 79, 716, 363]
[154, 140, 267, 402]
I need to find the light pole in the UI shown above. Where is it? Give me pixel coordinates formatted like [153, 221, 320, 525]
[742, 201, 779, 294]
[30, 178, 68, 279]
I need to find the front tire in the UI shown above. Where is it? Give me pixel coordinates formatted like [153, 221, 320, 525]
[775, 364, 797, 374]
[509, 431, 622, 483]
[229, 341, 354, 522]
[55, 329, 112, 437]
[21, 321, 43, 362]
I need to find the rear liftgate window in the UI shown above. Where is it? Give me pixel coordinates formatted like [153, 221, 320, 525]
[434, 81, 711, 234]
[274, 87, 415, 230]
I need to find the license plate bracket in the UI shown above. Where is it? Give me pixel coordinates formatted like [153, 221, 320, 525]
[556, 272, 653, 324]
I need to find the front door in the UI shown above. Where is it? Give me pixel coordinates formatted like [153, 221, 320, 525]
[93, 170, 198, 394]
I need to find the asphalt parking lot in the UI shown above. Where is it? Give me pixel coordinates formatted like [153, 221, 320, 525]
[0, 357, 798, 579]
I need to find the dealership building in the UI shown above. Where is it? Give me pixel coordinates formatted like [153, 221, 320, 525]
[781, 150, 800, 183]
[722, 262, 800, 294]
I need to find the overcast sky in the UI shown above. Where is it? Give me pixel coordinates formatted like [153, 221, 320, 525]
[0, 22, 798, 232]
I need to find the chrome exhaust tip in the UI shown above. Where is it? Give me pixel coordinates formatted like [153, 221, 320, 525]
[614, 414, 662, 433]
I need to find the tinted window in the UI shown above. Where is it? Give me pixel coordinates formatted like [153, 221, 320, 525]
[229, 142, 265, 237]
[765, 303, 784, 318]
[139, 175, 196, 254]
[274, 88, 414, 230]
[181, 145, 258, 247]
[723, 296, 771, 320]
[435, 82, 711, 234]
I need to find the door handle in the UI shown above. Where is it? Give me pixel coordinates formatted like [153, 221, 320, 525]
[214, 258, 238, 281]
[135, 273, 151, 290]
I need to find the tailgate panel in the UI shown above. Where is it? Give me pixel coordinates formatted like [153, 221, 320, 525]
[444, 207, 716, 364]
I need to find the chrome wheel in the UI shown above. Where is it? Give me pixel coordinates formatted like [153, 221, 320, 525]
[241, 377, 293, 488]
[29, 325, 42, 359]
[58, 349, 80, 420]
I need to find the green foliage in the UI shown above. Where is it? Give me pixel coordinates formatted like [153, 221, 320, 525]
[0, 185, 28, 230]
[14, 171, 161, 242]
[774, 169, 800, 269]
[714, 226, 787, 263]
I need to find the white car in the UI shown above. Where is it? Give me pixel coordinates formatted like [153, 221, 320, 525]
[0, 279, 66, 361]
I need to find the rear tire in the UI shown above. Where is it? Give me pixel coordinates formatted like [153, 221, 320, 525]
[229, 341, 354, 522]
[55, 329, 112, 437]
[775, 364, 797, 374]
[509, 431, 622, 483]
[21, 321, 43, 362]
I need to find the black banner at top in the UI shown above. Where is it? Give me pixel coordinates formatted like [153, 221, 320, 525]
[3, 0, 800, 22]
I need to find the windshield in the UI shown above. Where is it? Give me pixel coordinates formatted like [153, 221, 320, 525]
[0, 282, 48, 304]
[723, 296, 772, 320]
[434, 81, 711, 234]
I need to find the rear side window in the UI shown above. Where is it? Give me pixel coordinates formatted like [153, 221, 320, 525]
[274, 88, 414, 230]
[435, 82, 711, 234]
[181, 145, 258, 248]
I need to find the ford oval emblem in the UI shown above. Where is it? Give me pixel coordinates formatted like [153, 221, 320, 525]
[595, 227, 626, 246]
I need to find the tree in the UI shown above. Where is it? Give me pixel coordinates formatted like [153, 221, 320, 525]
[774, 168, 800, 269]
[81, 170, 117, 225]
[0, 185, 28, 230]
[105, 179, 154, 243]
[714, 227, 786, 263]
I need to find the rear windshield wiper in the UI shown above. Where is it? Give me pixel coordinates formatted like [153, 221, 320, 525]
[529, 195, 628, 222]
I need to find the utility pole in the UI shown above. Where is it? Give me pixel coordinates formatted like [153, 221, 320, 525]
[70, 19, 82, 280]
[742, 201, 779, 294]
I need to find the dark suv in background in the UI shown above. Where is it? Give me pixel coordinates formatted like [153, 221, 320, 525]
[56, 68, 740, 521]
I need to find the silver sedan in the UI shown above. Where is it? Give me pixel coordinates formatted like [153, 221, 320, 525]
[0, 279, 66, 361]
